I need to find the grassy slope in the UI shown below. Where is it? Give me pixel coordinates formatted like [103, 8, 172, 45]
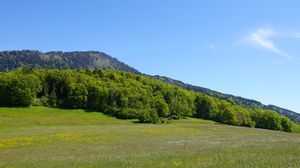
[0, 107, 299, 168]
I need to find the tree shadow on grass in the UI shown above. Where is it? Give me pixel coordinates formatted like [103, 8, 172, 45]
[214, 122, 226, 125]
[83, 108, 141, 123]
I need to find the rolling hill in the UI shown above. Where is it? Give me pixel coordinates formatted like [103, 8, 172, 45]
[0, 50, 299, 124]
[151, 75, 300, 124]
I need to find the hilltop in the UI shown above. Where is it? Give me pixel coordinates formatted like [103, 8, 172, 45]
[0, 50, 140, 73]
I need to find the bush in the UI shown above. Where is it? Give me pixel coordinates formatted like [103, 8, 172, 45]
[32, 97, 49, 106]
[138, 109, 160, 123]
[114, 108, 140, 119]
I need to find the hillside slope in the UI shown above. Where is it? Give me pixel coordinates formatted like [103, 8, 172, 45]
[151, 75, 300, 124]
[0, 69, 299, 132]
[0, 50, 299, 124]
[0, 50, 140, 73]
[0, 107, 299, 168]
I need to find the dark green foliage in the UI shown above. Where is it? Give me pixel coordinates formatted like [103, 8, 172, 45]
[0, 50, 140, 74]
[87, 85, 108, 111]
[138, 109, 160, 123]
[0, 73, 41, 106]
[280, 117, 295, 132]
[20, 65, 34, 74]
[251, 110, 283, 131]
[218, 103, 236, 125]
[113, 108, 140, 119]
[1, 50, 299, 124]
[49, 90, 57, 107]
[152, 97, 169, 118]
[266, 105, 300, 124]
[193, 92, 298, 131]
[0, 69, 298, 132]
[65, 83, 88, 108]
[194, 95, 219, 120]
[152, 75, 300, 124]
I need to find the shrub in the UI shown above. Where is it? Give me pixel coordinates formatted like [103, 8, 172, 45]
[138, 109, 160, 123]
[114, 108, 140, 119]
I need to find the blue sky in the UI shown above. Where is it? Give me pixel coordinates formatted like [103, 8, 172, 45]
[0, 0, 300, 113]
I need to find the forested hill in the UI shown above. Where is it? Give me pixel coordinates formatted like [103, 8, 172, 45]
[1, 50, 299, 124]
[0, 68, 299, 132]
[0, 50, 140, 74]
[151, 75, 300, 124]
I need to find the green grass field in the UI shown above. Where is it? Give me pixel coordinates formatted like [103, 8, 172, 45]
[0, 107, 299, 168]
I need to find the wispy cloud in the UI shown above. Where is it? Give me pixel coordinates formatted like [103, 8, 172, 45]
[292, 32, 300, 38]
[207, 44, 217, 49]
[242, 27, 291, 60]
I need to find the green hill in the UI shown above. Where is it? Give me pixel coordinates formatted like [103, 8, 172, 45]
[151, 75, 300, 124]
[0, 50, 299, 125]
[0, 107, 299, 168]
[0, 68, 299, 132]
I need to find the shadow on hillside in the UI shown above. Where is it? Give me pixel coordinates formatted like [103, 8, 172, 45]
[214, 122, 226, 125]
[83, 109, 141, 123]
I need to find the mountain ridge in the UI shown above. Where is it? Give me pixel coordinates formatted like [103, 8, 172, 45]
[0, 50, 140, 74]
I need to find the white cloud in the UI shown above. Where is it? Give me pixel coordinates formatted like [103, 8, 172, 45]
[243, 27, 291, 60]
[207, 44, 216, 49]
[292, 32, 300, 38]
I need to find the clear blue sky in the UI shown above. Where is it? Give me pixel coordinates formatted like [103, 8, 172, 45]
[0, 0, 300, 113]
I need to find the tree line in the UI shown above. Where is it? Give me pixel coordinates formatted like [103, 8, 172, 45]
[152, 75, 300, 124]
[0, 67, 299, 132]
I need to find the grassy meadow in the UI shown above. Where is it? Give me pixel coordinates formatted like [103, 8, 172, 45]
[0, 107, 299, 168]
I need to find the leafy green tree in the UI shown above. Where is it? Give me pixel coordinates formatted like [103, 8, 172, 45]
[251, 110, 283, 131]
[153, 97, 169, 117]
[20, 65, 34, 74]
[87, 85, 108, 111]
[138, 109, 160, 123]
[48, 89, 57, 107]
[65, 83, 88, 108]
[219, 103, 237, 125]
[194, 95, 219, 120]
[280, 117, 294, 132]
[0, 73, 41, 106]
[0, 68, 298, 132]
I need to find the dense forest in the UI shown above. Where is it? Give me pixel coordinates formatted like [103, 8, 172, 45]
[0, 67, 299, 132]
[152, 75, 300, 124]
[0, 50, 140, 73]
[1, 50, 300, 124]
